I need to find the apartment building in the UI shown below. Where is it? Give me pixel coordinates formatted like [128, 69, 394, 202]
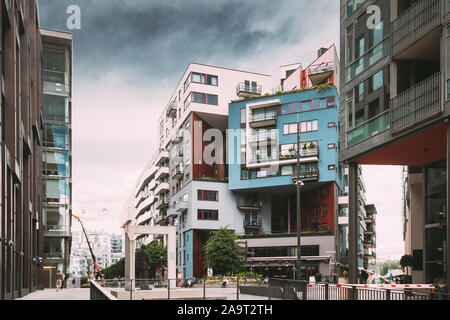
[227, 55, 345, 278]
[39, 29, 73, 289]
[340, 0, 449, 285]
[0, 0, 44, 299]
[338, 165, 377, 274]
[129, 63, 272, 279]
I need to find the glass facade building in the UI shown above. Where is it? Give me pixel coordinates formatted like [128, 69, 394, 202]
[40, 29, 73, 288]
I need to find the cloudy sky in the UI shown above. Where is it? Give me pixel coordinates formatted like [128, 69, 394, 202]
[38, 0, 404, 259]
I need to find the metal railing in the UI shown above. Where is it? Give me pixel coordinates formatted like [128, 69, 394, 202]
[391, 0, 442, 56]
[90, 280, 118, 300]
[90, 278, 450, 301]
[243, 217, 263, 228]
[308, 62, 334, 75]
[236, 82, 262, 95]
[237, 200, 263, 208]
[390, 72, 443, 134]
[390, 71, 442, 135]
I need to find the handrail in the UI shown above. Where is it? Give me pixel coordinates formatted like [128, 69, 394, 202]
[90, 280, 118, 300]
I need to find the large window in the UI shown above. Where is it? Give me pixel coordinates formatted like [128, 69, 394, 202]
[44, 124, 69, 149]
[44, 94, 69, 122]
[370, 70, 384, 92]
[189, 92, 218, 106]
[43, 151, 70, 177]
[283, 120, 318, 135]
[197, 209, 219, 221]
[44, 238, 65, 259]
[197, 190, 218, 201]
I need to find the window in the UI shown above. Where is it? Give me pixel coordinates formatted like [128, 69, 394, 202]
[283, 120, 318, 135]
[302, 100, 312, 112]
[197, 190, 218, 201]
[240, 108, 246, 124]
[197, 209, 219, 221]
[281, 165, 293, 176]
[191, 72, 218, 86]
[371, 70, 384, 92]
[322, 205, 328, 218]
[372, 20, 384, 46]
[190, 92, 218, 106]
[356, 36, 365, 58]
[356, 82, 364, 102]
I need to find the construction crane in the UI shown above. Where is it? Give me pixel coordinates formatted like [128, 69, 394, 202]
[72, 214, 104, 278]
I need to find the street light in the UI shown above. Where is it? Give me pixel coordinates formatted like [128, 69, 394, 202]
[294, 113, 304, 280]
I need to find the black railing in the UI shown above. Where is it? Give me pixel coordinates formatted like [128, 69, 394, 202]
[90, 278, 449, 301]
[236, 82, 262, 95]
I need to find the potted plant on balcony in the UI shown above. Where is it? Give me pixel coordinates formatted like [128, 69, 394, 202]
[400, 254, 414, 284]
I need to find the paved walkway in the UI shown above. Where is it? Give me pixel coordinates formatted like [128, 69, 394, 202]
[17, 288, 90, 300]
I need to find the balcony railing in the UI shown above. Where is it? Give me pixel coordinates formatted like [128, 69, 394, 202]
[250, 112, 277, 123]
[308, 62, 334, 75]
[236, 82, 262, 96]
[166, 101, 177, 118]
[248, 132, 277, 144]
[391, 0, 441, 57]
[171, 166, 184, 179]
[347, 111, 390, 147]
[390, 71, 442, 135]
[243, 217, 263, 228]
[293, 169, 319, 181]
[279, 148, 319, 160]
[237, 200, 263, 210]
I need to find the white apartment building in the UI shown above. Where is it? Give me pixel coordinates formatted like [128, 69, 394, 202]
[125, 63, 272, 278]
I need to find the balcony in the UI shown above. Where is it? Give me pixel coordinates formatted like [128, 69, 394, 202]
[154, 211, 168, 225]
[155, 149, 169, 166]
[155, 197, 169, 210]
[175, 200, 188, 213]
[248, 131, 277, 146]
[237, 200, 263, 211]
[279, 145, 319, 161]
[347, 111, 390, 147]
[154, 182, 169, 196]
[391, 0, 441, 57]
[236, 82, 262, 98]
[390, 72, 442, 135]
[308, 62, 334, 85]
[243, 217, 263, 229]
[249, 112, 277, 129]
[166, 101, 177, 118]
[172, 130, 184, 145]
[363, 237, 376, 249]
[155, 166, 169, 181]
[292, 169, 319, 182]
[171, 165, 184, 180]
[167, 208, 178, 218]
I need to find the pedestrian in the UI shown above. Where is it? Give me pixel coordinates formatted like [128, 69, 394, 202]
[360, 269, 368, 284]
[60, 271, 66, 290]
[118, 275, 122, 288]
[55, 270, 63, 292]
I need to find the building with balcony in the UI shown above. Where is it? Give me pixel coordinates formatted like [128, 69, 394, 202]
[123, 63, 272, 279]
[337, 166, 377, 274]
[40, 28, 73, 289]
[339, 0, 449, 285]
[0, 0, 44, 299]
[228, 54, 346, 279]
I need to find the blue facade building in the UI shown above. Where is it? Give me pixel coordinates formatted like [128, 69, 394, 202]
[227, 85, 347, 279]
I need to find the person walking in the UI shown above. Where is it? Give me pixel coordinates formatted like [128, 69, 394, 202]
[55, 270, 63, 292]
[60, 271, 66, 290]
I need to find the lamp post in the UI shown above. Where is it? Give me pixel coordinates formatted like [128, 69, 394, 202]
[295, 114, 304, 280]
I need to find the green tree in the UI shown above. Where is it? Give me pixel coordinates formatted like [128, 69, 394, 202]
[100, 241, 167, 279]
[377, 260, 401, 276]
[204, 227, 244, 276]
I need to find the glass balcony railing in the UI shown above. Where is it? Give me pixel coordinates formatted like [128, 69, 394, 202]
[347, 111, 390, 147]
[346, 38, 390, 82]
[250, 112, 277, 123]
[248, 131, 277, 143]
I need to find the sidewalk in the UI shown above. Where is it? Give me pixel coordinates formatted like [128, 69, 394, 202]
[17, 288, 90, 300]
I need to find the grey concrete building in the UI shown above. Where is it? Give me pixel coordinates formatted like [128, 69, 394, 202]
[340, 0, 449, 285]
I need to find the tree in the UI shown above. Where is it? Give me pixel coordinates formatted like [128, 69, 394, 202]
[99, 241, 167, 279]
[377, 260, 401, 276]
[204, 227, 244, 276]
[400, 255, 414, 275]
